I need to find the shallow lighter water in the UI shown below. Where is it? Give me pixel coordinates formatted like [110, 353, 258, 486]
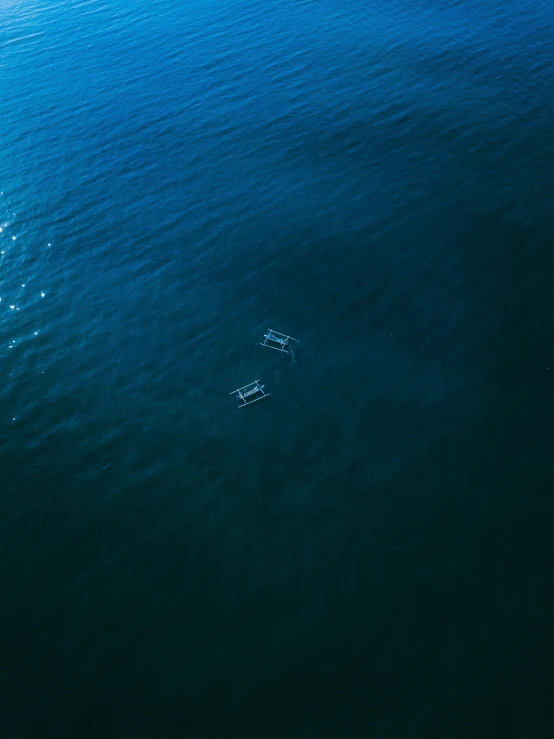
[1, 1, 554, 737]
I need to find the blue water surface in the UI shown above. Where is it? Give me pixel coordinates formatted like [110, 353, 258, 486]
[1, 0, 554, 736]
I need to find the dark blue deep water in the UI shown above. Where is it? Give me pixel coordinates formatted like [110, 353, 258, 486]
[2, 1, 554, 736]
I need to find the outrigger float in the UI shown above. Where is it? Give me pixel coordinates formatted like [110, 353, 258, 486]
[260, 329, 299, 354]
[229, 380, 270, 408]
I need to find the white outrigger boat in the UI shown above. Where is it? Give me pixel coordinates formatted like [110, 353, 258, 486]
[260, 329, 298, 354]
[229, 380, 270, 408]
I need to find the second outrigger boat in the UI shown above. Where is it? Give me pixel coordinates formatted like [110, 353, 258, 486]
[229, 380, 270, 408]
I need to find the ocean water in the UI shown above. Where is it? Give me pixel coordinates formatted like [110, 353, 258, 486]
[2, 0, 554, 736]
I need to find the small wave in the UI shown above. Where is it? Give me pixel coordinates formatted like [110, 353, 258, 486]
[0, 32, 44, 48]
